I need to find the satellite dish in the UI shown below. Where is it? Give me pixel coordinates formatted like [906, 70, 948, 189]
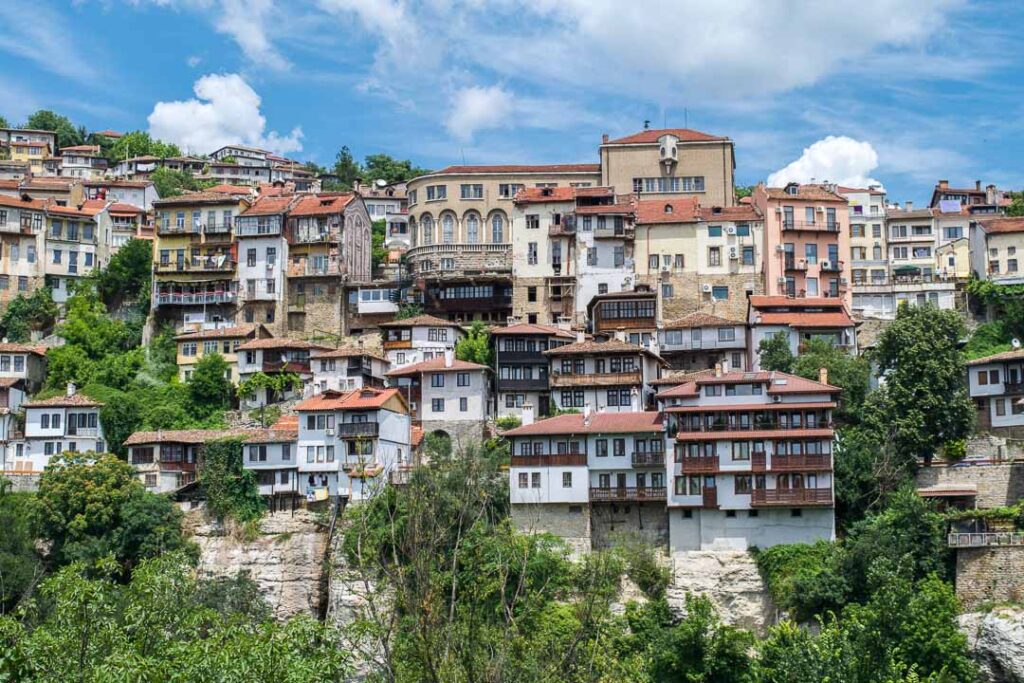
[375, 178, 387, 187]
[1013, 338, 1021, 349]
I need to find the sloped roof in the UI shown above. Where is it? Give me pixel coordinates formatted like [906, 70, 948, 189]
[491, 322, 576, 338]
[701, 205, 762, 222]
[543, 338, 652, 356]
[504, 411, 663, 436]
[288, 193, 355, 216]
[379, 314, 462, 328]
[311, 346, 388, 362]
[0, 342, 47, 356]
[663, 312, 743, 330]
[385, 356, 489, 377]
[124, 428, 256, 446]
[23, 393, 103, 408]
[604, 128, 729, 145]
[764, 184, 845, 202]
[235, 338, 331, 351]
[429, 164, 600, 176]
[513, 187, 576, 204]
[294, 387, 405, 411]
[206, 184, 254, 195]
[657, 370, 839, 399]
[0, 194, 48, 211]
[967, 349, 1024, 366]
[240, 195, 295, 216]
[174, 324, 263, 342]
[244, 427, 299, 443]
[152, 192, 249, 207]
[749, 296, 849, 309]
[635, 197, 701, 224]
[978, 217, 1024, 235]
[46, 199, 107, 217]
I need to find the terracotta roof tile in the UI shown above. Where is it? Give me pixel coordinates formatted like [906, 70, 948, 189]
[83, 180, 152, 189]
[504, 411, 663, 437]
[240, 195, 296, 216]
[978, 217, 1024, 235]
[46, 200, 107, 217]
[152, 192, 248, 207]
[749, 296, 850, 309]
[379, 314, 462, 328]
[312, 346, 388, 362]
[429, 164, 600, 176]
[411, 425, 424, 447]
[294, 387, 404, 411]
[543, 338, 651, 356]
[604, 128, 729, 145]
[967, 349, 1024, 365]
[513, 187, 576, 204]
[235, 338, 331, 351]
[206, 184, 255, 195]
[123, 428, 256, 446]
[23, 393, 103, 408]
[108, 203, 144, 215]
[635, 197, 700, 224]
[764, 184, 845, 202]
[757, 311, 855, 328]
[0, 342, 46, 356]
[663, 312, 743, 329]
[385, 357, 489, 377]
[701, 205, 762, 222]
[174, 324, 261, 342]
[0, 195, 48, 211]
[491, 322, 576, 338]
[288, 193, 354, 216]
[244, 428, 298, 443]
[650, 368, 716, 386]
[575, 200, 635, 215]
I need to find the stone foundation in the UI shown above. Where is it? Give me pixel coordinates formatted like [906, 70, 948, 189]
[636, 271, 763, 322]
[590, 501, 669, 550]
[915, 462, 1024, 508]
[955, 546, 1024, 611]
[1, 472, 41, 492]
[511, 503, 591, 555]
[667, 550, 775, 633]
[420, 419, 486, 454]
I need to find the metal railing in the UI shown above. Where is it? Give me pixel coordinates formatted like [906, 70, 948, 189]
[782, 220, 839, 232]
[511, 453, 587, 467]
[948, 532, 1024, 548]
[589, 486, 666, 501]
[335, 422, 380, 437]
[631, 451, 665, 467]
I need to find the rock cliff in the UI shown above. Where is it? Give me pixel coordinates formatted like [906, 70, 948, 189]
[667, 550, 776, 632]
[961, 608, 1024, 683]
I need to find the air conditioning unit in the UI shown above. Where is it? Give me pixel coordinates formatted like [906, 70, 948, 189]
[266, 263, 274, 270]
[821, 260, 832, 269]
[840, 277, 849, 285]
[701, 284, 713, 293]
[816, 206, 825, 213]
[772, 395, 782, 403]
[775, 245, 785, 253]
[729, 247, 738, 260]
[326, 429, 335, 437]
[777, 277, 787, 284]
[725, 226, 737, 235]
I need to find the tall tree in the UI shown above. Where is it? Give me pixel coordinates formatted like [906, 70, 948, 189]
[187, 353, 233, 415]
[791, 338, 871, 423]
[107, 130, 181, 163]
[362, 153, 429, 184]
[0, 114, 9, 128]
[866, 304, 974, 464]
[455, 320, 493, 367]
[93, 238, 152, 308]
[0, 287, 59, 342]
[24, 110, 83, 149]
[150, 167, 207, 198]
[757, 332, 794, 372]
[331, 146, 361, 189]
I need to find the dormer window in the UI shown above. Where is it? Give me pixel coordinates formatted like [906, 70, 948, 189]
[784, 182, 799, 196]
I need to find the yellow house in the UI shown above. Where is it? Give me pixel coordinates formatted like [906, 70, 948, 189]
[151, 190, 251, 330]
[175, 323, 272, 382]
[8, 140, 51, 174]
[936, 238, 970, 279]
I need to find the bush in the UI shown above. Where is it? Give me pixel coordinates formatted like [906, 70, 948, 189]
[200, 439, 264, 523]
[496, 415, 521, 431]
[753, 541, 848, 621]
[617, 537, 670, 600]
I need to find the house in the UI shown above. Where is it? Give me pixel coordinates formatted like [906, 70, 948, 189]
[174, 323, 270, 382]
[283, 192, 372, 335]
[385, 351, 491, 448]
[748, 296, 857, 370]
[17, 176, 84, 207]
[0, 341, 47, 393]
[543, 337, 664, 413]
[506, 407, 667, 551]
[236, 194, 297, 330]
[83, 180, 159, 211]
[126, 428, 254, 493]
[492, 322, 575, 420]
[243, 417, 300, 498]
[0, 194, 47, 305]
[659, 312, 747, 372]
[294, 386, 412, 501]
[574, 198, 638, 320]
[151, 190, 250, 330]
[660, 366, 839, 550]
[60, 145, 108, 179]
[753, 183, 852, 306]
[1, 128, 56, 175]
[972, 217, 1024, 285]
[309, 346, 389, 394]
[379, 314, 465, 370]
[0, 378, 29, 474]
[17, 384, 105, 473]
[837, 185, 887, 288]
[235, 337, 331, 407]
[44, 200, 112, 302]
[966, 349, 1024, 438]
[586, 289, 657, 346]
[929, 179, 1007, 215]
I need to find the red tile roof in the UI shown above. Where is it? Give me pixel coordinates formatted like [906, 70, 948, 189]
[23, 393, 103, 408]
[10, 140, 49, 148]
[0, 194, 48, 211]
[967, 349, 1024, 366]
[244, 427, 298, 443]
[0, 342, 47, 356]
[658, 370, 839, 399]
[663, 312, 742, 330]
[513, 187, 576, 204]
[83, 180, 152, 188]
[379, 314, 462, 328]
[978, 217, 1024, 235]
[124, 428, 256, 446]
[411, 425, 424, 448]
[749, 296, 849, 309]
[650, 368, 716, 386]
[153, 192, 249, 207]
[206, 184, 254, 195]
[46, 200, 107, 217]
[429, 164, 600, 176]
[504, 411, 663, 436]
[235, 338, 330, 351]
[665, 401, 837, 413]
[575, 201, 635, 215]
[60, 145, 102, 154]
[108, 203, 144, 215]
[701, 205, 762, 222]
[240, 195, 295, 216]
[174, 324, 262, 342]
[604, 128, 729, 145]
[288, 193, 354, 216]
[294, 387, 404, 411]
[543, 338, 651, 356]
[757, 312, 855, 328]
[385, 356, 489, 377]
[312, 346, 388, 362]
[764, 184, 845, 202]
[635, 197, 700, 224]
[491, 322, 576, 338]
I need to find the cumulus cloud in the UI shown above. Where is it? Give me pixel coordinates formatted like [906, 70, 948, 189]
[186, 55, 202, 67]
[215, 0, 289, 70]
[147, 73, 303, 155]
[446, 86, 515, 141]
[767, 136, 883, 189]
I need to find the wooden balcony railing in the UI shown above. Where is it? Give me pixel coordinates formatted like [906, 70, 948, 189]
[550, 371, 641, 387]
[590, 486, 666, 502]
[631, 451, 665, 467]
[752, 452, 831, 471]
[382, 339, 412, 350]
[512, 453, 587, 467]
[677, 456, 719, 473]
[336, 422, 379, 438]
[751, 487, 832, 507]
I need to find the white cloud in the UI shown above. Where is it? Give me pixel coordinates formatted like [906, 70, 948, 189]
[446, 86, 515, 141]
[147, 73, 303, 155]
[187, 55, 202, 67]
[768, 136, 883, 188]
[215, 0, 289, 70]
[0, 1, 101, 82]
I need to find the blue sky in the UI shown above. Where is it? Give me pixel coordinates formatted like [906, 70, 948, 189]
[1, 0, 1022, 204]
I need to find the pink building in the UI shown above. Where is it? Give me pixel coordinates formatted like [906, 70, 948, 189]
[753, 183, 851, 306]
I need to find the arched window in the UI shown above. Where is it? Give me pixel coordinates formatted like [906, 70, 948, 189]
[490, 213, 505, 243]
[420, 215, 434, 245]
[465, 213, 479, 244]
[442, 214, 455, 244]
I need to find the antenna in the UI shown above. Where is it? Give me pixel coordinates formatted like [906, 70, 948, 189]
[684, 108, 688, 129]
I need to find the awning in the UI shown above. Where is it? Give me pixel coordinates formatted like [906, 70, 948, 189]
[893, 265, 921, 274]
[917, 485, 977, 498]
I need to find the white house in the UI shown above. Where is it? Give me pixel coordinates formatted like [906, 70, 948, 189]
[492, 322, 575, 420]
[0, 341, 47, 393]
[543, 337, 665, 413]
[243, 418, 300, 498]
[310, 346, 389, 394]
[379, 314, 465, 370]
[659, 312, 747, 373]
[126, 428, 254, 493]
[748, 296, 857, 370]
[83, 180, 160, 211]
[235, 195, 296, 328]
[235, 337, 330, 408]
[967, 348, 1024, 437]
[294, 387, 412, 501]
[0, 377, 28, 474]
[16, 384, 105, 473]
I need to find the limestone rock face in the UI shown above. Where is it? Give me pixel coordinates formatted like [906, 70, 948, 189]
[960, 608, 1024, 683]
[667, 550, 775, 632]
[189, 509, 328, 619]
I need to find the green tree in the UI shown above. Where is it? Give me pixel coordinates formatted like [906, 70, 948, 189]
[455, 320, 493, 367]
[0, 480, 41, 612]
[362, 153, 429, 184]
[100, 390, 143, 459]
[150, 166, 209, 198]
[371, 218, 388, 269]
[1005, 190, 1024, 217]
[200, 439, 264, 523]
[93, 237, 152, 308]
[0, 114, 8, 128]
[866, 304, 974, 464]
[187, 352, 233, 415]
[734, 185, 754, 199]
[57, 283, 140, 360]
[331, 146, 362, 189]
[395, 302, 423, 320]
[43, 344, 95, 391]
[33, 453, 194, 571]
[24, 110, 83, 149]
[0, 286, 58, 342]
[650, 594, 755, 683]
[107, 130, 181, 163]
[757, 331, 794, 372]
[791, 338, 871, 422]
[963, 319, 1013, 360]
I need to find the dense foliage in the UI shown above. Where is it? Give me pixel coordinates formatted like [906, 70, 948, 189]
[151, 166, 214, 198]
[23, 110, 84, 149]
[455, 320, 494, 367]
[200, 439, 264, 524]
[0, 481, 42, 613]
[0, 287, 59, 342]
[756, 331, 793, 373]
[328, 148, 428, 189]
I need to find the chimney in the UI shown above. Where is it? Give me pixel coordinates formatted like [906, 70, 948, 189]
[576, 331, 585, 343]
[905, 200, 913, 211]
[987, 184, 997, 204]
[938, 180, 948, 189]
[819, 367, 829, 386]
[614, 328, 626, 342]
[630, 387, 640, 412]
[602, 133, 609, 144]
[714, 362, 722, 378]
[583, 403, 592, 426]
[66, 382, 76, 397]
[443, 349, 453, 368]
[521, 402, 534, 426]
[975, 180, 982, 191]
[721, 357, 730, 374]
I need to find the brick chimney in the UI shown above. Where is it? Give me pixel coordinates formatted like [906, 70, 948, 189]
[905, 200, 913, 211]
[602, 133, 609, 144]
[938, 180, 949, 189]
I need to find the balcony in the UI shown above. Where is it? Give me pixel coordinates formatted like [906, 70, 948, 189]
[594, 316, 656, 333]
[1004, 381, 1024, 396]
[66, 427, 99, 437]
[263, 360, 310, 374]
[406, 243, 512, 277]
[702, 488, 718, 508]
[497, 378, 549, 392]
[292, 229, 338, 244]
[781, 220, 839, 233]
[154, 290, 236, 306]
[382, 339, 412, 350]
[336, 422, 379, 438]
[0, 221, 36, 236]
[155, 258, 236, 273]
[751, 488, 833, 507]
[157, 225, 202, 237]
[158, 460, 197, 472]
[677, 456, 719, 474]
[425, 289, 512, 313]
[631, 451, 665, 467]
[548, 223, 575, 237]
[549, 371, 642, 387]
[784, 259, 808, 272]
[752, 452, 831, 472]
[590, 486, 666, 502]
[593, 225, 635, 240]
[678, 418, 833, 434]
[499, 350, 549, 363]
[287, 261, 340, 277]
[512, 453, 587, 467]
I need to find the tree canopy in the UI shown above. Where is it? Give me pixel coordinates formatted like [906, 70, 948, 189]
[24, 110, 83, 149]
[791, 338, 871, 423]
[328, 148, 428, 189]
[757, 331, 793, 373]
[108, 130, 181, 163]
[455, 320, 494, 367]
[151, 166, 211, 198]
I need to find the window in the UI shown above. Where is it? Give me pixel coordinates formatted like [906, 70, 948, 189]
[614, 247, 624, 267]
[531, 472, 541, 488]
[649, 254, 659, 270]
[711, 286, 728, 300]
[613, 439, 626, 456]
[52, 249, 62, 264]
[587, 248, 597, 267]
[708, 225, 722, 237]
[431, 373, 445, 387]
[596, 439, 608, 456]
[527, 286, 537, 302]
[562, 472, 572, 488]
[674, 253, 684, 269]
[441, 215, 454, 243]
[527, 242, 538, 265]
[266, 247, 277, 266]
[526, 214, 539, 230]
[996, 398, 1006, 416]
[247, 249, 256, 267]
[457, 372, 470, 387]
[491, 214, 505, 242]
[459, 397, 468, 412]
[465, 214, 479, 243]
[708, 247, 721, 266]
[717, 327, 736, 342]
[431, 398, 445, 412]
[661, 282, 674, 299]
[426, 185, 446, 201]
[742, 246, 755, 265]
[461, 184, 483, 199]
[518, 473, 529, 489]
[735, 476, 752, 494]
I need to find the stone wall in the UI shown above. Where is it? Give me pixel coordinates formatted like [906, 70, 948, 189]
[421, 418, 486, 454]
[955, 546, 1024, 611]
[590, 501, 669, 550]
[511, 503, 591, 555]
[188, 509, 328, 619]
[668, 550, 775, 633]
[1, 473, 41, 492]
[915, 462, 1024, 508]
[635, 271, 762, 322]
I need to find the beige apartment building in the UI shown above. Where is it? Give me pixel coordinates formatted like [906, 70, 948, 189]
[599, 128, 736, 206]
